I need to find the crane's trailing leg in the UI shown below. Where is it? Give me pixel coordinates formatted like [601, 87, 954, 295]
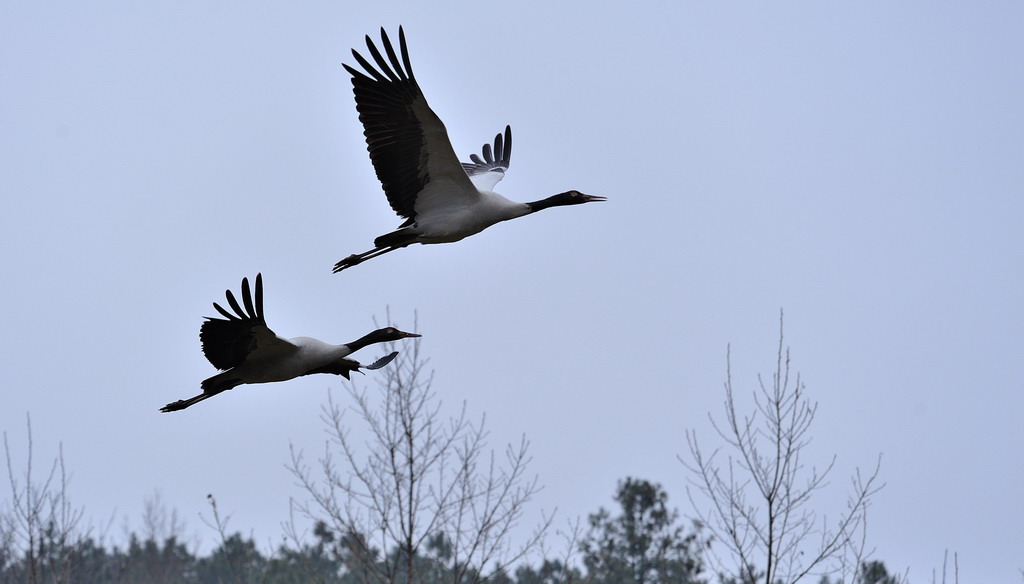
[160, 371, 242, 412]
[333, 245, 402, 273]
[160, 388, 229, 412]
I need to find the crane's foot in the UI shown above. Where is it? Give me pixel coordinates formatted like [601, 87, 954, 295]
[160, 400, 187, 413]
[333, 254, 363, 273]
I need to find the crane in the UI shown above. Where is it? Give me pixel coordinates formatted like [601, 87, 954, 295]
[160, 274, 418, 412]
[333, 27, 605, 273]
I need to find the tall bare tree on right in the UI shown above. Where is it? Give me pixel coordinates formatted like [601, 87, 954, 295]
[682, 312, 883, 584]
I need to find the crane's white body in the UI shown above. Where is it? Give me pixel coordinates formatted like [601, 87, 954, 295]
[402, 189, 531, 244]
[202, 335, 354, 387]
[394, 105, 529, 244]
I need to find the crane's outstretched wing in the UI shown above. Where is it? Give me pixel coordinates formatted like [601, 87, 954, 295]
[461, 125, 512, 192]
[300, 351, 400, 380]
[199, 274, 295, 371]
[344, 27, 477, 223]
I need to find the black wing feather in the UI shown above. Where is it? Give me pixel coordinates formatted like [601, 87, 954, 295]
[241, 277, 256, 319]
[461, 125, 513, 176]
[345, 26, 430, 221]
[254, 273, 263, 319]
[212, 301, 237, 321]
[224, 289, 246, 321]
[200, 275, 269, 371]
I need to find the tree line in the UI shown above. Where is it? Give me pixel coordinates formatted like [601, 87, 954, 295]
[3, 315, 911, 583]
[0, 478, 901, 584]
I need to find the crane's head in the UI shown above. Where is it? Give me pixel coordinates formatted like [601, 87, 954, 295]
[562, 190, 606, 204]
[348, 327, 421, 352]
[528, 190, 607, 212]
[373, 327, 422, 342]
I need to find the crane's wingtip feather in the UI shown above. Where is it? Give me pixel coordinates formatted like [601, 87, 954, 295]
[366, 351, 400, 370]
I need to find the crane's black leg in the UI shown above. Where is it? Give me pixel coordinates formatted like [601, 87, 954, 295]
[332, 245, 402, 272]
[160, 392, 212, 412]
[159, 387, 233, 412]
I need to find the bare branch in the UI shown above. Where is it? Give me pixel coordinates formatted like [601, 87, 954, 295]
[3, 413, 86, 584]
[682, 312, 884, 584]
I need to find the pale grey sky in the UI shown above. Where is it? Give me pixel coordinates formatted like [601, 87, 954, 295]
[2, 1, 1022, 582]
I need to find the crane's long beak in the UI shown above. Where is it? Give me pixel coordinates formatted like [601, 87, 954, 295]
[400, 331, 422, 338]
[582, 194, 607, 202]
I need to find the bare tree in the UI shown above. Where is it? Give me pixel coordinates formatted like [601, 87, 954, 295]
[287, 331, 550, 584]
[139, 490, 186, 545]
[2, 414, 86, 584]
[932, 550, 959, 584]
[0, 490, 14, 577]
[199, 494, 266, 584]
[525, 517, 590, 584]
[682, 312, 883, 584]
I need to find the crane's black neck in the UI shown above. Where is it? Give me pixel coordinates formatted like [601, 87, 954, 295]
[345, 330, 387, 352]
[526, 191, 584, 213]
[527, 195, 562, 213]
